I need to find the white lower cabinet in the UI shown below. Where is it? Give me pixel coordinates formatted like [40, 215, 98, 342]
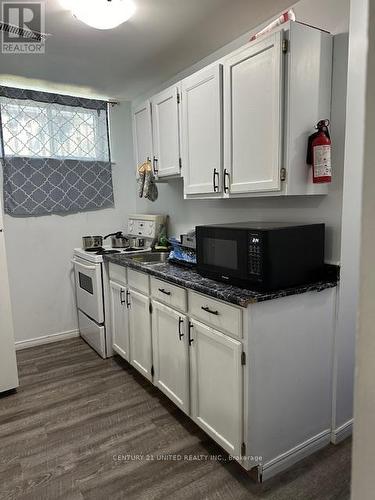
[111, 271, 244, 457]
[128, 288, 153, 381]
[152, 301, 190, 413]
[110, 270, 244, 454]
[109, 268, 337, 479]
[189, 319, 243, 456]
[109, 281, 130, 361]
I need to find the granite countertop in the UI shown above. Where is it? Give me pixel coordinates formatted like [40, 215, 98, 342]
[103, 254, 339, 308]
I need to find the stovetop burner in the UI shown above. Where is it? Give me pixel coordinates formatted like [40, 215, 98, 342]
[85, 247, 121, 255]
[96, 248, 121, 255]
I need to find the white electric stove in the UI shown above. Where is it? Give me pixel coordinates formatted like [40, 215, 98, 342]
[72, 214, 167, 358]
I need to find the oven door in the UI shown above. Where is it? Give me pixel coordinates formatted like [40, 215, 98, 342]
[196, 227, 249, 281]
[73, 257, 104, 324]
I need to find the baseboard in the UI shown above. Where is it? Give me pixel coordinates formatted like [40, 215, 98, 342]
[331, 419, 353, 444]
[15, 329, 80, 350]
[260, 429, 331, 481]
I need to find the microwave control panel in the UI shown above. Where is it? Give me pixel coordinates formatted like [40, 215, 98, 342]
[248, 233, 262, 277]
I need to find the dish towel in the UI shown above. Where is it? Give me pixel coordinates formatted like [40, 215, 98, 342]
[137, 160, 158, 201]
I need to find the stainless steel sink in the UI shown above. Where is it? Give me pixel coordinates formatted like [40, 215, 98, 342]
[128, 252, 170, 263]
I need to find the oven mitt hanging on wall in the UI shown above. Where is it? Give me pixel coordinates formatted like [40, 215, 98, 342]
[137, 160, 158, 201]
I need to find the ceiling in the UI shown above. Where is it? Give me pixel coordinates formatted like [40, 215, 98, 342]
[0, 0, 292, 100]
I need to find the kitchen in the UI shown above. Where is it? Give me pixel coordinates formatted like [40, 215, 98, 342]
[0, 0, 374, 498]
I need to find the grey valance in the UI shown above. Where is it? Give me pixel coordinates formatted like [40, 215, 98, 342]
[3, 157, 114, 216]
[0, 86, 108, 111]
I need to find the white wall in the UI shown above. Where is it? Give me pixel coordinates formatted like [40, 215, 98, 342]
[134, 0, 350, 264]
[331, 0, 369, 441]
[4, 102, 135, 344]
[351, 0, 375, 496]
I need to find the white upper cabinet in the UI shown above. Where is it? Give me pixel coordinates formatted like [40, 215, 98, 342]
[132, 21, 332, 197]
[133, 100, 153, 168]
[181, 64, 223, 196]
[151, 85, 181, 178]
[283, 22, 332, 196]
[224, 31, 283, 195]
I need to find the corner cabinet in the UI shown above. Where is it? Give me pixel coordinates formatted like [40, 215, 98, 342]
[224, 31, 283, 195]
[151, 85, 181, 178]
[181, 64, 223, 197]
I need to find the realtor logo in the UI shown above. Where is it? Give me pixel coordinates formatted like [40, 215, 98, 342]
[1, 2, 46, 54]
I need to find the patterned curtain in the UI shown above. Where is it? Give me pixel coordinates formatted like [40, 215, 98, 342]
[0, 86, 114, 216]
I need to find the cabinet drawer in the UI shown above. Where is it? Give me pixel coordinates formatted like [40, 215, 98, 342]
[151, 277, 187, 312]
[128, 268, 150, 295]
[108, 263, 127, 286]
[188, 291, 243, 339]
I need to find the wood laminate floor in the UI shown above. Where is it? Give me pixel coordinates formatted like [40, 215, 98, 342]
[0, 338, 351, 500]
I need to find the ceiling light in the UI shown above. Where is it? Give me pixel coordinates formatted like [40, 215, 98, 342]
[68, 0, 136, 30]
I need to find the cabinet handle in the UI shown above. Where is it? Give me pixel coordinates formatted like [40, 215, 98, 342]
[178, 317, 184, 340]
[126, 290, 131, 308]
[120, 289, 125, 305]
[223, 169, 229, 193]
[213, 168, 219, 192]
[153, 156, 159, 175]
[201, 306, 219, 316]
[188, 322, 194, 345]
[158, 288, 171, 296]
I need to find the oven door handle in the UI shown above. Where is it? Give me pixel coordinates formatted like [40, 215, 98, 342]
[71, 259, 97, 271]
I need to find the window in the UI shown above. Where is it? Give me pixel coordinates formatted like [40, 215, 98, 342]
[0, 98, 109, 161]
[0, 86, 113, 216]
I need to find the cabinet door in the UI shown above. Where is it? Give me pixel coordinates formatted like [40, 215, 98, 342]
[190, 319, 243, 456]
[109, 281, 130, 361]
[181, 64, 223, 196]
[151, 85, 181, 177]
[128, 288, 152, 381]
[152, 301, 189, 413]
[133, 100, 153, 168]
[224, 31, 283, 194]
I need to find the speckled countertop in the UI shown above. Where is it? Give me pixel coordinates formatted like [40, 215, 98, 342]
[103, 254, 339, 308]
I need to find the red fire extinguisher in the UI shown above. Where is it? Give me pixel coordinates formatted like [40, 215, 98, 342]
[307, 119, 332, 183]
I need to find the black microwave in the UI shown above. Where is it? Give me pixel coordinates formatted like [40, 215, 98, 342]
[196, 222, 325, 291]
